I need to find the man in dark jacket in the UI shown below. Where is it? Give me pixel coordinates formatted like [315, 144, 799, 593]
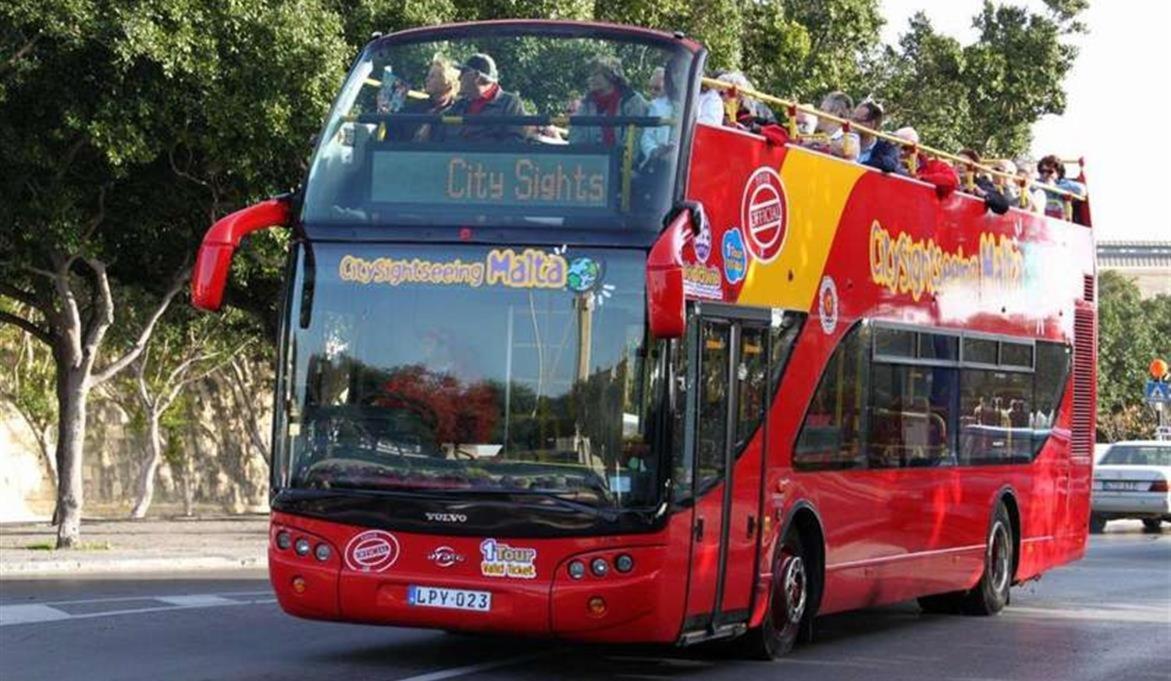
[443, 53, 530, 142]
[851, 100, 903, 175]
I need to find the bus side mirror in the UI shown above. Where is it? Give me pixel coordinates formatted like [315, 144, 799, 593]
[646, 203, 700, 339]
[192, 196, 292, 311]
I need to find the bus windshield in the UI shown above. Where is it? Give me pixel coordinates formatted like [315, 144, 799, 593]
[301, 26, 696, 231]
[276, 242, 666, 510]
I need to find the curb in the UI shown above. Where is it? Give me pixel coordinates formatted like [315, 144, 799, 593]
[0, 555, 268, 578]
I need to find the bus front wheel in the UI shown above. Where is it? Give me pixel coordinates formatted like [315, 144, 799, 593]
[740, 531, 813, 660]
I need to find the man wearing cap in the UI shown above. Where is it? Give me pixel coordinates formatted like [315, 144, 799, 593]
[568, 56, 647, 149]
[444, 53, 529, 142]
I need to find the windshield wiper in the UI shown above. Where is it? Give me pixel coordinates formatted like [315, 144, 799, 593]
[437, 488, 620, 521]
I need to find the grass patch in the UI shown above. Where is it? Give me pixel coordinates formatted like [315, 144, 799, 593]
[23, 540, 113, 551]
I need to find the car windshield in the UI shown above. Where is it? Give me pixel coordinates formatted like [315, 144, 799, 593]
[302, 26, 696, 230]
[1100, 445, 1171, 467]
[275, 242, 666, 510]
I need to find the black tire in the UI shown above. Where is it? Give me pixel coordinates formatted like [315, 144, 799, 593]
[1141, 518, 1163, 533]
[962, 502, 1014, 616]
[1089, 513, 1107, 534]
[739, 531, 813, 660]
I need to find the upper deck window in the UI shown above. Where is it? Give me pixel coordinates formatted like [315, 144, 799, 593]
[302, 26, 697, 231]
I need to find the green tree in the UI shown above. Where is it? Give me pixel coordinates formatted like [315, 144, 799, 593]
[875, 0, 1087, 158]
[1096, 271, 1160, 441]
[0, 0, 347, 546]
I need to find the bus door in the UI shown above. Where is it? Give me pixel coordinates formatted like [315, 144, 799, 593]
[681, 304, 771, 639]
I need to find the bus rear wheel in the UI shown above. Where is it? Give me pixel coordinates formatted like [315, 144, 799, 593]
[1089, 513, 1107, 534]
[740, 531, 812, 660]
[962, 502, 1014, 616]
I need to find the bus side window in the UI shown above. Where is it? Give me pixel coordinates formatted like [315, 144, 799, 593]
[794, 323, 868, 471]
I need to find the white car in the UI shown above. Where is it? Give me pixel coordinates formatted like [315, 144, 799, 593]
[1091, 440, 1171, 533]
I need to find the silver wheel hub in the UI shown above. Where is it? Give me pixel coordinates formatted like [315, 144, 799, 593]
[989, 521, 1010, 594]
[782, 556, 807, 624]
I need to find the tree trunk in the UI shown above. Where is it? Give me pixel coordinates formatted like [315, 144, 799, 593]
[130, 412, 163, 519]
[181, 454, 195, 517]
[54, 369, 88, 548]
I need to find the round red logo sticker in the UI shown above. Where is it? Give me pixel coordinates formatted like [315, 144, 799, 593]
[740, 167, 788, 264]
[344, 530, 401, 572]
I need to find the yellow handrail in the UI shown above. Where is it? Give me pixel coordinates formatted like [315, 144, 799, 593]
[701, 77, 1088, 204]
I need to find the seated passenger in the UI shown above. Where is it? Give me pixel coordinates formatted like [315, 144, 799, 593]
[805, 91, 856, 160]
[696, 71, 724, 126]
[715, 71, 776, 132]
[893, 127, 958, 196]
[443, 53, 529, 142]
[851, 100, 902, 174]
[795, 107, 818, 136]
[646, 66, 665, 101]
[641, 56, 685, 165]
[1036, 154, 1087, 219]
[991, 159, 1021, 204]
[956, 149, 1010, 214]
[400, 56, 461, 141]
[568, 56, 648, 149]
[1014, 157, 1047, 213]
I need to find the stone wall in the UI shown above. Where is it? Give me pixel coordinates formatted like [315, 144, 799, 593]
[0, 362, 273, 522]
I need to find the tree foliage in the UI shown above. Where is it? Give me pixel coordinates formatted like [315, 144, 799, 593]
[1096, 271, 1167, 441]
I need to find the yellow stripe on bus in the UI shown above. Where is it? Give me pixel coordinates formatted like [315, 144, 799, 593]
[738, 148, 866, 310]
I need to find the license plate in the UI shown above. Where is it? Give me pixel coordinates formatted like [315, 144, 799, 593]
[407, 585, 491, 612]
[1102, 481, 1145, 491]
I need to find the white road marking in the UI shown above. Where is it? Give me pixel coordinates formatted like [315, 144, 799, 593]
[0, 604, 71, 626]
[1007, 605, 1171, 625]
[33, 591, 272, 607]
[392, 652, 548, 681]
[0, 592, 276, 627]
[156, 595, 238, 607]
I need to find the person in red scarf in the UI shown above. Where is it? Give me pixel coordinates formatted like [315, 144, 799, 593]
[568, 56, 649, 151]
[442, 53, 529, 142]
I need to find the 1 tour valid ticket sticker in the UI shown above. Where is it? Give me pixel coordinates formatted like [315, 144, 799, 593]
[479, 538, 537, 579]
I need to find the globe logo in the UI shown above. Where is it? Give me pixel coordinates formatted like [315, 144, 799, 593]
[566, 257, 601, 292]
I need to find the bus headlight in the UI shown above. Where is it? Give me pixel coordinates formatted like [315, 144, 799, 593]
[615, 554, 634, 573]
[568, 560, 586, 579]
[276, 531, 292, 550]
[314, 543, 332, 562]
[295, 538, 312, 556]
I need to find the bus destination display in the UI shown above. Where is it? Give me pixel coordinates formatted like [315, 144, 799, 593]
[371, 151, 611, 209]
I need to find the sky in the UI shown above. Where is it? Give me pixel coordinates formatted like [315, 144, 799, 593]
[879, 0, 1169, 242]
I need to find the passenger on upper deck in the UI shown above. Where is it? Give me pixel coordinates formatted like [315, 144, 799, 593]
[442, 53, 529, 142]
[568, 56, 648, 149]
[851, 100, 902, 174]
[696, 72, 724, 126]
[795, 107, 818, 136]
[398, 56, 461, 141]
[641, 56, 685, 165]
[806, 91, 857, 160]
[715, 71, 777, 132]
[1036, 154, 1086, 219]
[892, 127, 958, 197]
[646, 67, 665, 101]
[955, 149, 1009, 214]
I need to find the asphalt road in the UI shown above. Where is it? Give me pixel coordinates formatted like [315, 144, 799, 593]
[2, 525, 1168, 681]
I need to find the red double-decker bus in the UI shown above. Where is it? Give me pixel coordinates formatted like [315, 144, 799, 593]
[192, 20, 1096, 659]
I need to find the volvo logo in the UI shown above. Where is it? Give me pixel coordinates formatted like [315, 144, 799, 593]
[425, 512, 468, 523]
[427, 546, 466, 568]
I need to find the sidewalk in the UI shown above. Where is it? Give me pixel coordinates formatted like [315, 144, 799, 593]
[0, 516, 269, 578]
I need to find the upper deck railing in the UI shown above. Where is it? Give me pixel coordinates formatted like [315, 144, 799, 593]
[700, 77, 1089, 217]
